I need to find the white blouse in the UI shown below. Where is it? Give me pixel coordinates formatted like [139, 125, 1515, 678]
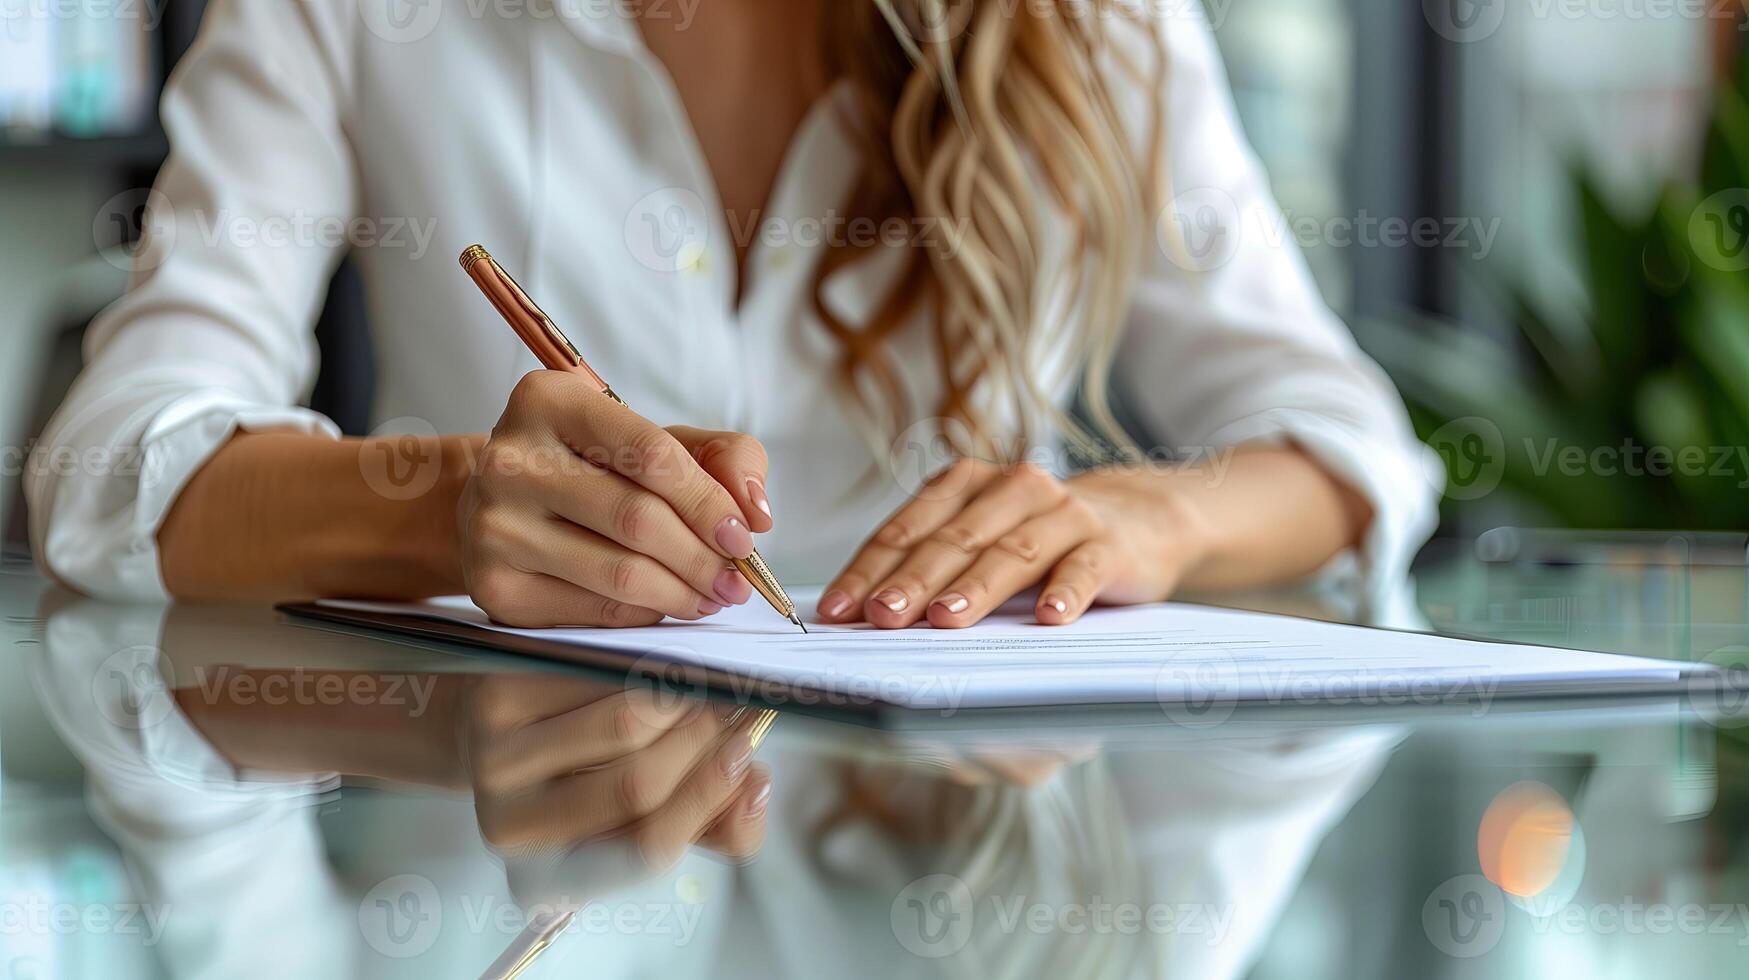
[26, 0, 1438, 599]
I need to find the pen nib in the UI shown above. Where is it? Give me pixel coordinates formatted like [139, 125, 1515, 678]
[791, 613, 809, 634]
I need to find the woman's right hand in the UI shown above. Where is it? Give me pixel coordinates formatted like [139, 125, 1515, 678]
[459, 370, 775, 627]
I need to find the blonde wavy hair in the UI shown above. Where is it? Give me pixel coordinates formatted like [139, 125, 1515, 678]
[818, 0, 1168, 466]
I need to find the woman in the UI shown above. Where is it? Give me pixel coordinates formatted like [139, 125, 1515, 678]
[28, 0, 1436, 628]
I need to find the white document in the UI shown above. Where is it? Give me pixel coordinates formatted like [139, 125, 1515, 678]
[320, 589, 1708, 712]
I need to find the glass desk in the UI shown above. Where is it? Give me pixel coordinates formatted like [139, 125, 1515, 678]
[2, 547, 1746, 979]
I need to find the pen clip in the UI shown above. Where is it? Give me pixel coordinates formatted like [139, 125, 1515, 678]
[462, 245, 614, 394]
[493, 264, 583, 369]
[494, 268, 615, 393]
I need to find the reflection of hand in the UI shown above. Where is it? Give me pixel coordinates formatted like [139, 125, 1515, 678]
[819, 460, 1211, 629]
[456, 674, 770, 907]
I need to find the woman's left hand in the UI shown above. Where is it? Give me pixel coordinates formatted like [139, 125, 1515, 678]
[817, 459, 1215, 629]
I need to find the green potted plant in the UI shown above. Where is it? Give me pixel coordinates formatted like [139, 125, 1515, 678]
[1360, 47, 1749, 531]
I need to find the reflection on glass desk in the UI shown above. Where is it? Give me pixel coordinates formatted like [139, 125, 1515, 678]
[1, 548, 1746, 979]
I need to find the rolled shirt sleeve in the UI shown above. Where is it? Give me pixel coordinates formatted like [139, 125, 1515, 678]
[1112, 7, 1441, 590]
[25, 0, 359, 599]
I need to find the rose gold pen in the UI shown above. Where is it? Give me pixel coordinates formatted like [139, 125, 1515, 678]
[459, 244, 807, 633]
[462, 245, 786, 980]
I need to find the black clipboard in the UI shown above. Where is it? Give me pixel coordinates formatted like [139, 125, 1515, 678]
[277, 600, 1725, 734]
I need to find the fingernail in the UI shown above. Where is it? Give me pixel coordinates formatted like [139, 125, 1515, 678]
[873, 589, 908, 613]
[698, 599, 724, 617]
[714, 567, 752, 605]
[819, 590, 853, 619]
[746, 479, 772, 519]
[747, 778, 773, 817]
[1041, 595, 1069, 615]
[715, 516, 755, 557]
[932, 593, 970, 615]
[721, 735, 753, 781]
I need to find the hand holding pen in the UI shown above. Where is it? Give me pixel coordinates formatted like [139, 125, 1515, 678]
[459, 245, 789, 979]
[455, 245, 805, 631]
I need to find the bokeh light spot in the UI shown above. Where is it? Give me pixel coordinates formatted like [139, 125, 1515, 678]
[1477, 781, 1578, 899]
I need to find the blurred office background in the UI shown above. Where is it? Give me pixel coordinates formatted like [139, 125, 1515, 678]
[4, 0, 1742, 547]
[1, 2, 1745, 977]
